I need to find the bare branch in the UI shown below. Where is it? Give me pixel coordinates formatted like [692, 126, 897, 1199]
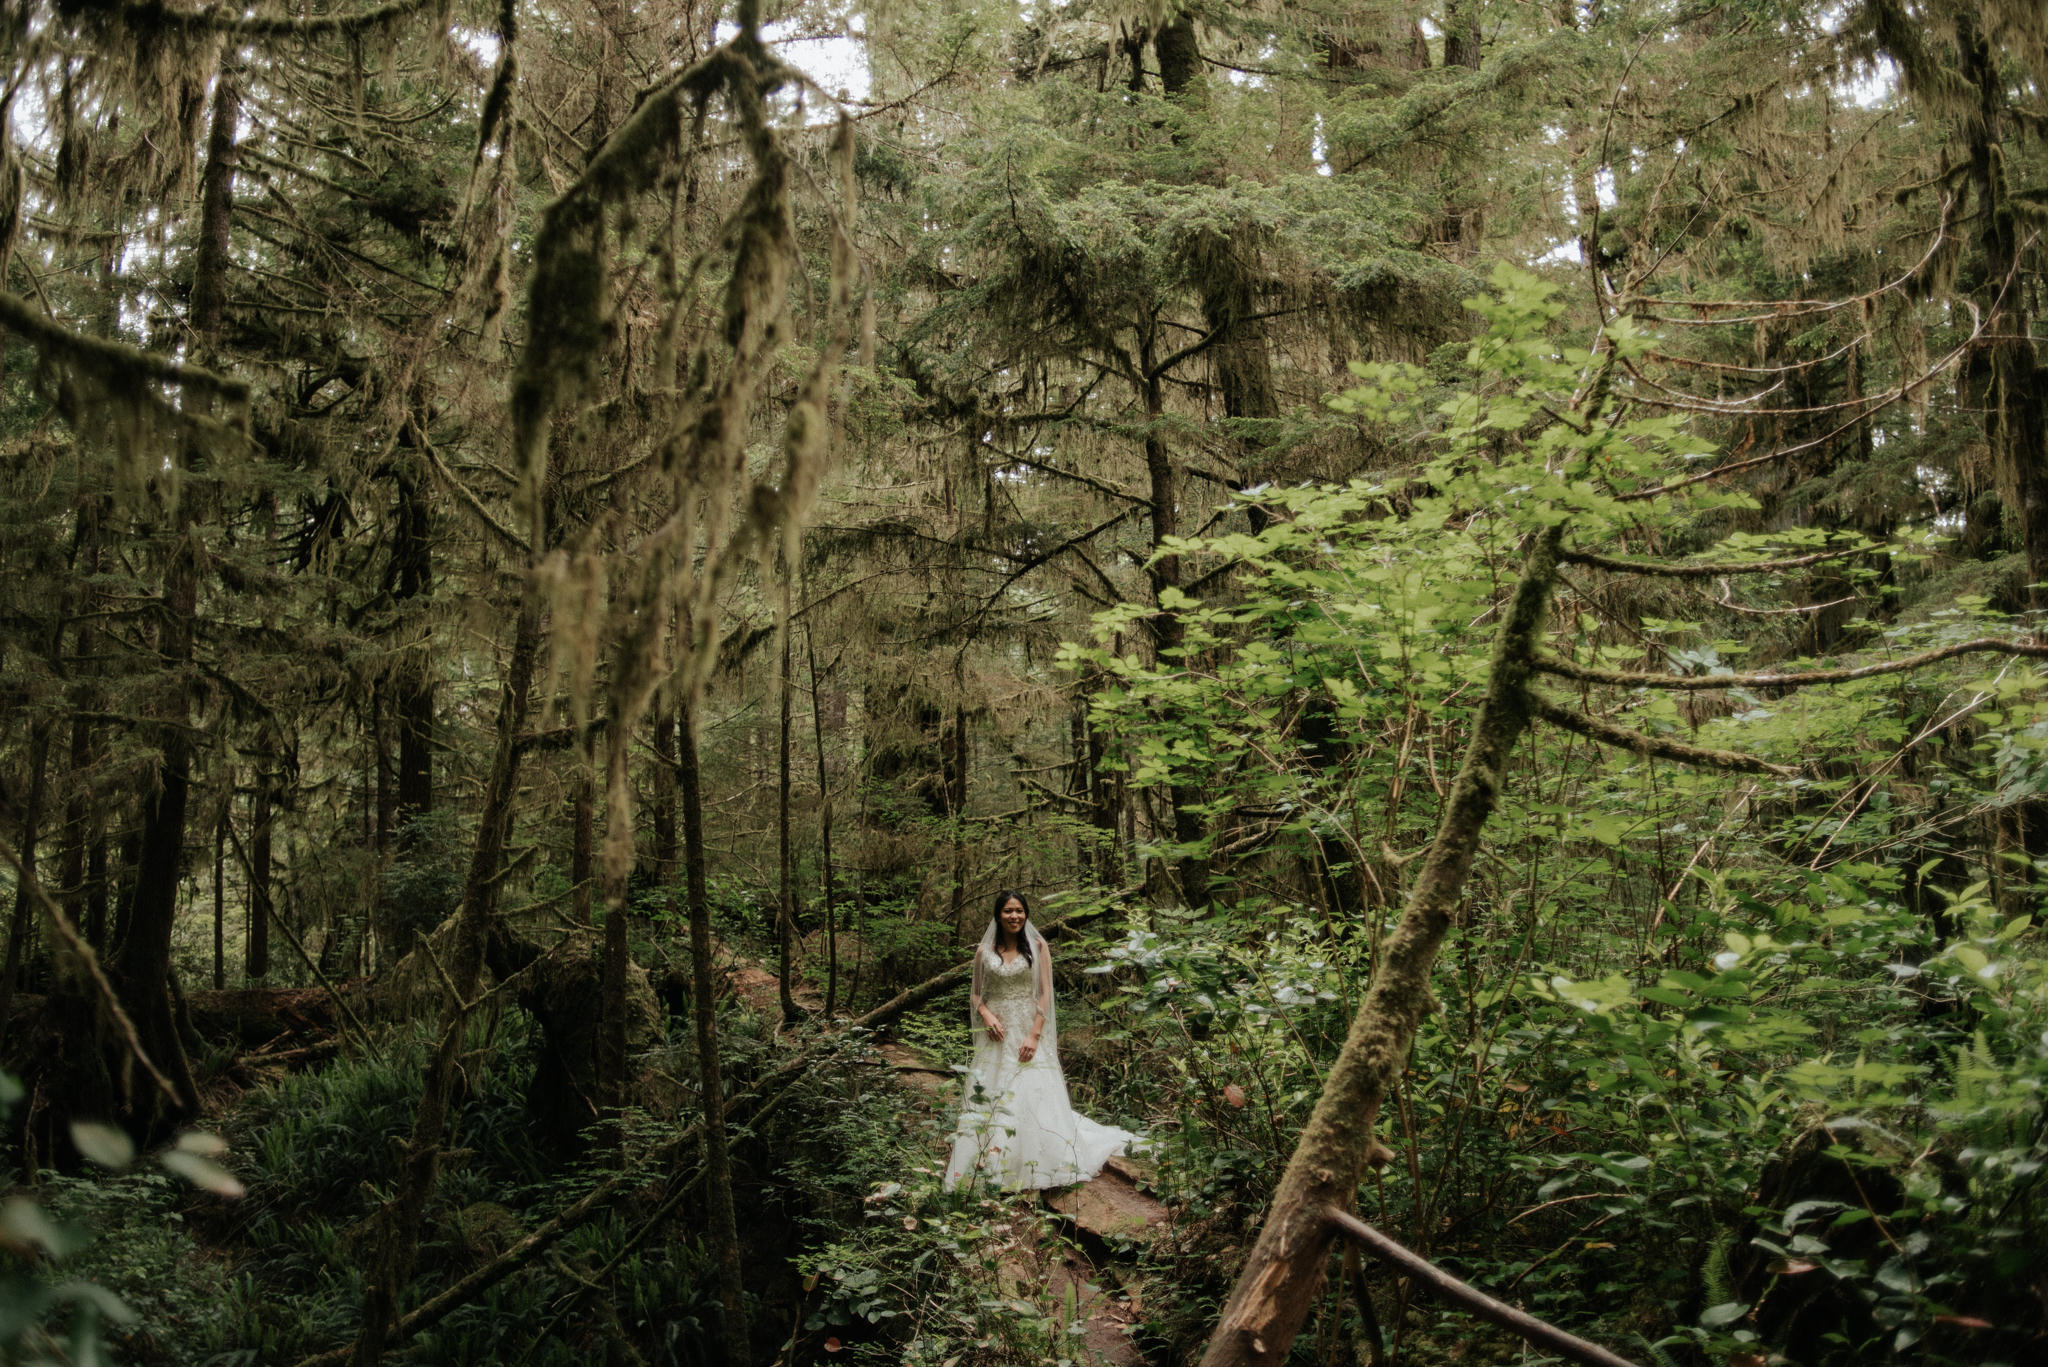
[1537, 637, 2048, 691]
[1326, 1209, 1642, 1367]
[1532, 696, 1796, 776]
[1561, 545, 1872, 578]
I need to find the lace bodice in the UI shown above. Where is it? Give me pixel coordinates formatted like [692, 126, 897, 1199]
[981, 950, 1041, 1038]
[981, 950, 1037, 1000]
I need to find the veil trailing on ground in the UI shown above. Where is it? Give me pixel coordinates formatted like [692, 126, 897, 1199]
[970, 916, 1056, 1064]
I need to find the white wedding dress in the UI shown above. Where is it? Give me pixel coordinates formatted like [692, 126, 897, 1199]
[943, 930, 1137, 1191]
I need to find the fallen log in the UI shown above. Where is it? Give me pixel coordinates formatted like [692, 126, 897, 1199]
[7, 986, 344, 1055]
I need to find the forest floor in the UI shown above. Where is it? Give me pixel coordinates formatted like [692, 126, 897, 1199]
[726, 956, 1168, 1365]
[869, 1039, 1165, 1366]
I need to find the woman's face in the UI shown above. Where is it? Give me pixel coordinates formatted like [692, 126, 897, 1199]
[999, 898, 1027, 937]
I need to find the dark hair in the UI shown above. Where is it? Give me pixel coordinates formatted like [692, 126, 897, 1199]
[991, 889, 1032, 965]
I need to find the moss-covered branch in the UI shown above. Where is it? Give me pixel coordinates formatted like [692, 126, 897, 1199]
[1537, 637, 2048, 692]
[108, 0, 442, 40]
[1559, 544, 1872, 577]
[0, 286, 247, 404]
[1531, 696, 1798, 776]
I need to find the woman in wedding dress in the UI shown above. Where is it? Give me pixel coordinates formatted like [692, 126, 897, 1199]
[943, 890, 1138, 1191]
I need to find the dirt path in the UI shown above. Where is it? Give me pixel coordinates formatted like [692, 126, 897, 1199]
[717, 946, 1171, 1363]
[875, 1039, 1168, 1366]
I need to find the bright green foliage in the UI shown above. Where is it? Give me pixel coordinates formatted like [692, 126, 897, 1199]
[1050, 264, 2048, 1361]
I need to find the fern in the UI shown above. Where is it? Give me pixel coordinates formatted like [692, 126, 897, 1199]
[1637, 1333, 1685, 1367]
[1701, 1227, 1737, 1308]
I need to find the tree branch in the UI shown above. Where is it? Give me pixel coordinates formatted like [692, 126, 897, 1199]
[1560, 544, 1871, 578]
[1325, 1209, 1641, 1367]
[1531, 696, 1796, 776]
[113, 0, 440, 39]
[0, 286, 248, 405]
[1537, 637, 2048, 692]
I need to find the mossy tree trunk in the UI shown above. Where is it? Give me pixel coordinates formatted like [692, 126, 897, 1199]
[652, 702, 678, 887]
[245, 752, 273, 980]
[1199, 525, 1565, 1367]
[392, 467, 435, 833]
[778, 621, 799, 1025]
[572, 763, 595, 926]
[114, 520, 204, 1130]
[0, 723, 52, 1055]
[806, 615, 839, 1016]
[680, 697, 750, 1360]
[1141, 355, 1210, 908]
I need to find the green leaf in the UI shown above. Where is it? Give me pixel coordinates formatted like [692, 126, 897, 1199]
[174, 1130, 229, 1158]
[160, 1149, 246, 1198]
[0, 1196, 81, 1257]
[1700, 1302, 1748, 1328]
[69, 1121, 135, 1171]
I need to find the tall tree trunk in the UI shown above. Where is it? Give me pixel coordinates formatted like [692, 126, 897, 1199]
[115, 522, 204, 1128]
[1155, 15, 1203, 102]
[105, 59, 234, 1126]
[59, 717, 90, 949]
[1443, 0, 1483, 69]
[351, 600, 540, 1367]
[1068, 706, 1090, 880]
[652, 702, 678, 887]
[945, 697, 970, 937]
[60, 495, 103, 958]
[681, 698, 750, 1362]
[86, 826, 108, 954]
[1142, 355, 1210, 907]
[777, 623, 799, 1026]
[246, 755, 272, 979]
[213, 779, 229, 991]
[804, 617, 837, 1017]
[373, 684, 395, 852]
[109, 820, 140, 960]
[190, 72, 238, 341]
[1953, 15, 2048, 608]
[572, 763, 595, 926]
[0, 724, 53, 1056]
[1084, 696, 1119, 885]
[1198, 526, 1564, 1367]
[848, 775, 869, 1010]
[600, 716, 632, 1135]
[392, 470, 435, 831]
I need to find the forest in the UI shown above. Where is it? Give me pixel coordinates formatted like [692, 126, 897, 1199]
[1, 0, 2045, 1364]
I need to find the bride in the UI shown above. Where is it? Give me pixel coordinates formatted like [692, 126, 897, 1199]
[943, 890, 1138, 1191]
